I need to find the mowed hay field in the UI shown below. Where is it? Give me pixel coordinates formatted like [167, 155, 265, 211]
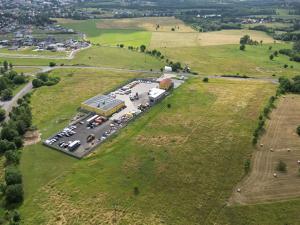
[150, 29, 275, 48]
[20, 78, 277, 224]
[95, 16, 195, 32]
[20, 68, 157, 205]
[230, 94, 300, 205]
[161, 43, 300, 78]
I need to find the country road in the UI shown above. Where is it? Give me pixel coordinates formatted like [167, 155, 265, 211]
[0, 81, 33, 121]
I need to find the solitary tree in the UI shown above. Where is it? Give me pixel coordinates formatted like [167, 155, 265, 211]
[140, 45, 146, 52]
[269, 54, 274, 60]
[276, 160, 287, 172]
[3, 61, 8, 71]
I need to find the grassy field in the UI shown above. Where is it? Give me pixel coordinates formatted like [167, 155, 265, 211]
[162, 43, 300, 78]
[57, 17, 275, 48]
[20, 68, 157, 201]
[56, 19, 152, 47]
[0, 46, 164, 71]
[19, 77, 280, 224]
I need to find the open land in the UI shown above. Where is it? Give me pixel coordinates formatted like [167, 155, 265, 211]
[57, 17, 275, 48]
[19, 77, 277, 224]
[229, 94, 300, 205]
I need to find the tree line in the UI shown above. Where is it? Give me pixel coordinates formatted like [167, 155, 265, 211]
[0, 94, 33, 224]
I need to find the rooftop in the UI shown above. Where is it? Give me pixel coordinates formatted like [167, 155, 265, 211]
[149, 88, 166, 99]
[83, 95, 124, 111]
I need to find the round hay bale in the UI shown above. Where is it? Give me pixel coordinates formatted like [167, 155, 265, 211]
[270, 148, 273, 152]
[287, 148, 291, 152]
[237, 188, 241, 193]
[273, 173, 277, 178]
[297, 160, 300, 164]
[260, 143, 263, 147]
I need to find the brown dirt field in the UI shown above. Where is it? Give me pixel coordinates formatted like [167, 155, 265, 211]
[229, 94, 300, 205]
[96, 17, 194, 32]
[23, 130, 41, 146]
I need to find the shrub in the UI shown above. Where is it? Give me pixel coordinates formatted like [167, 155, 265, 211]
[276, 160, 287, 172]
[0, 108, 5, 122]
[49, 62, 56, 67]
[5, 167, 22, 185]
[297, 125, 300, 136]
[4, 150, 20, 165]
[244, 159, 251, 173]
[203, 77, 209, 82]
[5, 184, 23, 204]
[240, 44, 246, 51]
[133, 187, 139, 195]
[1, 89, 13, 101]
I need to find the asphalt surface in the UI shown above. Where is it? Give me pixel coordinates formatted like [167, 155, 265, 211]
[0, 81, 33, 121]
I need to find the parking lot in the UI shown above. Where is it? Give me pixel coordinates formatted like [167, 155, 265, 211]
[43, 76, 184, 158]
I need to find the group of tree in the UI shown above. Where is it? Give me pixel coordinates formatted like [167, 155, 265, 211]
[278, 76, 300, 94]
[252, 95, 276, 145]
[240, 35, 261, 51]
[278, 41, 300, 62]
[32, 73, 60, 88]
[0, 63, 27, 101]
[0, 94, 32, 224]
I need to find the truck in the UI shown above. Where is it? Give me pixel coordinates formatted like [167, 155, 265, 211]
[68, 140, 81, 151]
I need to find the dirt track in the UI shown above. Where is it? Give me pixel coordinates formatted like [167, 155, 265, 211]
[229, 94, 300, 205]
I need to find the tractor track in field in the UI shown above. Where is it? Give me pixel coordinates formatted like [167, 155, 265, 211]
[228, 95, 300, 205]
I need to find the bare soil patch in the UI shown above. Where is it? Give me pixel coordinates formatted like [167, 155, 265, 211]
[23, 130, 41, 146]
[229, 95, 300, 205]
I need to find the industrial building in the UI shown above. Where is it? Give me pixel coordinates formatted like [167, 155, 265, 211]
[81, 94, 125, 117]
[148, 88, 166, 102]
[159, 78, 174, 90]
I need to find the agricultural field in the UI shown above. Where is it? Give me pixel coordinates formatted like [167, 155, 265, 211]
[19, 77, 278, 224]
[57, 17, 275, 48]
[95, 17, 195, 32]
[161, 43, 300, 78]
[229, 94, 300, 205]
[150, 29, 275, 48]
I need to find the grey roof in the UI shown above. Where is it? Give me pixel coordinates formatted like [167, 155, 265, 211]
[83, 95, 124, 111]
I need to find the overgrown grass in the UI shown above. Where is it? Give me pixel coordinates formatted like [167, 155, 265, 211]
[20, 78, 277, 224]
[162, 43, 300, 78]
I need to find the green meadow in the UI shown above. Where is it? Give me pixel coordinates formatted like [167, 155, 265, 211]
[19, 74, 284, 224]
[58, 19, 152, 47]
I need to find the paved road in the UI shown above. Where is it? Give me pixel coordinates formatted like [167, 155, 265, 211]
[0, 81, 33, 121]
[14, 65, 163, 75]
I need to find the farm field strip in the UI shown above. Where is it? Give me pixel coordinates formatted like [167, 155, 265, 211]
[229, 95, 300, 205]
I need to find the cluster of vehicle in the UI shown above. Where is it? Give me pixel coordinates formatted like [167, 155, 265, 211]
[99, 122, 118, 141]
[129, 92, 139, 101]
[111, 80, 141, 97]
[86, 115, 107, 129]
[137, 102, 150, 111]
[45, 126, 79, 151]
